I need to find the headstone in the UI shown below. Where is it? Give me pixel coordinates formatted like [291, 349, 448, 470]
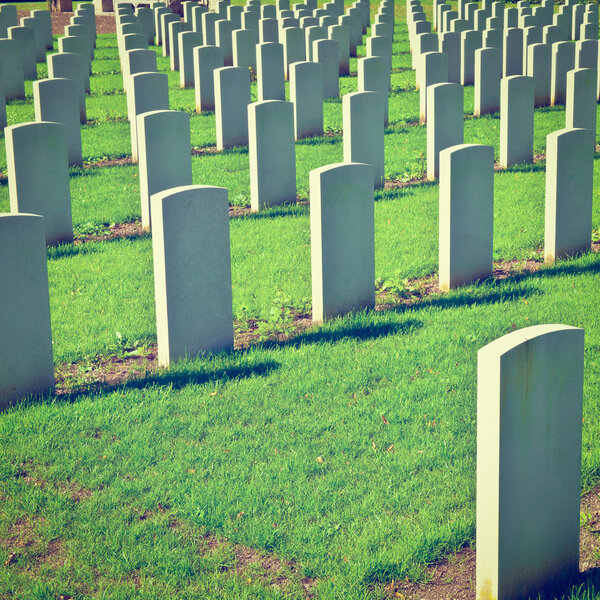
[414, 32, 438, 85]
[343, 91, 385, 187]
[7, 121, 72, 246]
[358, 56, 389, 124]
[474, 46, 501, 115]
[503, 27, 523, 76]
[328, 24, 350, 75]
[476, 324, 584, 600]
[241, 10, 260, 43]
[194, 45, 224, 112]
[20, 16, 45, 62]
[33, 78, 82, 166]
[8, 26, 37, 80]
[257, 41, 285, 101]
[310, 162, 375, 322]
[31, 9, 53, 50]
[192, 5, 207, 34]
[565, 68, 597, 132]
[461, 29, 482, 85]
[543, 24, 564, 46]
[339, 14, 359, 56]
[551, 41, 575, 105]
[137, 110, 192, 229]
[290, 60, 323, 140]
[248, 100, 296, 211]
[427, 82, 464, 180]
[154, 6, 170, 45]
[545, 127, 594, 262]
[0, 214, 54, 408]
[128, 72, 169, 162]
[214, 66, 251, 149]
[202, 11, 218, 45]
[314, 38, 339, 98]
[282, 26, 305, 79]
[151, 185, 234, 367]
[305, 25, 327, 61]
[58, 36, 91, 75]
[527, 42, 551, 106]
[233, 28, 257, 72]
[228, 5, 243, 30]
[168, 20, 187, 70]
[161, 12, 179, 56]
[178, 31, 203, 87]
[439, 143, 494, 290]
[440, 31, 461, 83]
[523, 25, 542, 73]
[260, 17, 279, 43]
[505, 6, 518, 28]
[0, 39, 25, 100]
[575, 39, 598, 69]
[420, 51, 448, 122]
[500, 75, 534, 168]
[47, 52, 88, 122]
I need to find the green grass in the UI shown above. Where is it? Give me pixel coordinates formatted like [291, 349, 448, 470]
[1, 3, 600, 600]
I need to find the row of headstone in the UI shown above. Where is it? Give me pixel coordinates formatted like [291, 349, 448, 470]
[438, 124, 594, 290]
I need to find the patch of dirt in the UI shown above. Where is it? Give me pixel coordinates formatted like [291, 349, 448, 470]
[83, 157, 134, 169]
[191, 146, 220, 156]
[385, 175, 428, 189]
[74, 220, 147, 244]
[384, 485, 600, 600]
[47, 11, 117, 36]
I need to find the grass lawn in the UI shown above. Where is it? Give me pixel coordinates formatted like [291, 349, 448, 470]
[1, 1, 600, 599]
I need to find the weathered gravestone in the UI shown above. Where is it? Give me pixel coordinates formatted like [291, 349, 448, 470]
[151, 185, 234, 367]
[0, 214, 54, 409]
[310, 162, 375, 322]
[6, 121, 73, 245]
[137, 110, 192, 229]
[545, 127, 594, 263]
[439, 143, 494, 290]
[249, 100, 296, 211]
[476, 324, 584, 600]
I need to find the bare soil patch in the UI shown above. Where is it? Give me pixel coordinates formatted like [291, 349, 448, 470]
[384, 486, 600, 600]
[45, 11, 116, 36]
[74, 220, 146, 244]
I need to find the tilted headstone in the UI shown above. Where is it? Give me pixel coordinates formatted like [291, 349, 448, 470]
[33, 78, 82, 166]
[7, 121, 72, 246]
[310, 162, 375, 322]
[127, 72, 169, 162]
[343, 91, 385, 188]
[47, 52, 88, 123]
[474, 46, 501, 115]
[313, 38, 339, 99]
[0, 214, 54, 409]
[476, 324, 584, 600]
[137, 110, 192, 229]
[151, 185, 234, 367]
[290, 61, 323, 140]
[499, 75, 534, 168]
[257, 41, 285, 101]
[214, 66, 251, 149]
[551, 41, 575, 105]
[439, 143, 494, 290]
[545, 127, 594, 262]
[179, 31, 203, 87]
[248, 100, 296, 211]
[427, 82, 464, 180]
[565, 67, 597, 131]
[194, 45, 224, 112]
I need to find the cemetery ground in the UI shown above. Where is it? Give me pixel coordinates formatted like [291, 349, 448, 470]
[1, 1, 600, 599]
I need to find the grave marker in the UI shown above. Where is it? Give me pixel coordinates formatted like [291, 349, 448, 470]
[214, 66, 251, 149]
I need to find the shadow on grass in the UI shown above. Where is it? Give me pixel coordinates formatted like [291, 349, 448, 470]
[237, 203, 309, 221]
[47, 243, 99, 260]
[500, 161, 546, 174]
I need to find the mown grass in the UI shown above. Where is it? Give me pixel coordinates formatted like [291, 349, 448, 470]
[1, 2, 600, 599]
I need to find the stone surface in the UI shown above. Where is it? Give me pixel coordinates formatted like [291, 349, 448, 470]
[575, 39, 598, 69]
[439, 143, 494, 290]
[8, 26, 36, 80]
[214, 66, 251, 149]
[137, 110, 192, 229]
[232, 28, 256, 71]
[260, 17, 279, 43]
[168, 21, 186, 70]
[310, 162, 375, 322]
[58, 36, 91, 75]
[343, 91, 385, 187]
[503, 27, 523, 76]
[161, 12, 179, 56]
[500, 75, 534, 168]
[20, 16, 45, 62]
[439, 31, 461, 83]
[282, 26, 305, 79]
[6, 121, 72, 245]
[178, 31, 203, 87]
[290, 60, 323, 140]
[419, 50, 448, 122]
[427, 82, 464, 180]
[33, 78, 82, 166]
[474, 46, 501, 115]
[328, 24, 350, 75]
[215, 18, 233, 66]
[257, 41, 285, 101]
[47, 52, 88, 122]
[305, 25, 327, 61]
[545, 127, 594, 262]
[358, 56, 389, 124]
[461, 29, 482, 85]
[527, 42, 551, 106]
[193, 44, 223, 112]
[476, 324, 584, 600]
[0, 214, 54, 409]
[551, 40, 575, 105]
[127, 72, 169, 161]
[249, 100, 296, 211]
[565, 67, 597, 131]
[202, 11, 218, 45]
[151, 185, 233, 367]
